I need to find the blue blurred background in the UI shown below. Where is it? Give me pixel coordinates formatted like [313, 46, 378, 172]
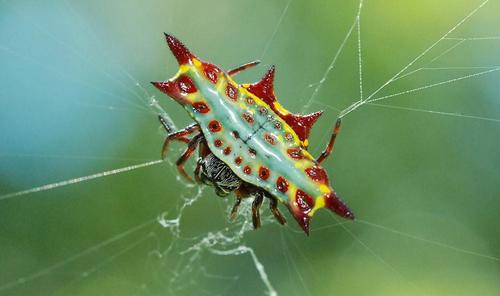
[1, 0, 499, 295]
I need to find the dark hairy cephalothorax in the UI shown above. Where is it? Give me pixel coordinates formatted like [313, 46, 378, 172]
[199, 153, 242, 197]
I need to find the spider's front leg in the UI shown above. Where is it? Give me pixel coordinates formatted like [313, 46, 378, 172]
[193, 139, 211, 184]
[159, 116, 200, 160]
[175, 134, 204, 183]
[316, 118, 341, 164]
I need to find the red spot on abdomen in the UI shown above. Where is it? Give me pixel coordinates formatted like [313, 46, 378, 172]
[242, 112, 254, 124]
[214, 139, 223, 147]
[177, 75, 197, 93]
[243, 166, 252, 174]
[305, 166, 329, 183]
[276, 176, 289, 192]
[264, 133, 276, 145]
[295, 189, 314, 212]
[226, 84, 238, 101]
[234, 156, 242, 165]
[192, 102, 210, 113]
[258, 166, 270, 180]
[208, 120, 222, 132]
[287, 148, 303, 160]
[223, 146, 232, 155]
[203, 63, 220, 84]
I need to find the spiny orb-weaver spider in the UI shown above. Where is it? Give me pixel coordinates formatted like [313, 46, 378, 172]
[152, 34, 354, 235]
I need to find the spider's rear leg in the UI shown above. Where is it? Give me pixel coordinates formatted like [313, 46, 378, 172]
[176, 134, 204, 183]
[227, 60, 260, 76]
[252, 192, 264, 229]
[316, 118, 341, 164]
[269, 197, 287, 225]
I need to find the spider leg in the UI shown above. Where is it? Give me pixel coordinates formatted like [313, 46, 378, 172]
[193, 157, 203, 184]
[252, 192, 264, 229]
[160, 118, 200, 160]
[158, 114, 175, 133]
[176, 134, 204, 183]
[194, 140, 211, 184]
[316, 118, 341, 164]
[269, 197, 287, 225]
[227, 60, 260, 76]
[229, 196, 243, 221]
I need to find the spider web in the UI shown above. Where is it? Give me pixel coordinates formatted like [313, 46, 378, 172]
[1, 0, 499, 295]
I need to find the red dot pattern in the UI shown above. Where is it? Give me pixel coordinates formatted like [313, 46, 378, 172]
[287, 148, 303, 160]
[242, 112, 254, 124]
[243, 166, 252, 174]
[177, 75, 197, 93]
[214, 139, 223, 147]
[305, 166, 329, 183]
[276, 176, 289, 192]
[192, 102, 210, 113]
[264, 133, 276, 145]
[295, 189, 314, 212]
[226, 84, 238, 101]
[208, 120, 222, 132]
[258, 166, 270, 180]
[203, 63, 220, 84]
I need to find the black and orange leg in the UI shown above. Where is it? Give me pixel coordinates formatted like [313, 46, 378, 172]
[316, 118, 341, 164]
[230, 196, 243, 221]
[193, 157, 203, 183]
[269, 197, 287, 225]
[227, 60, 260, 76]
[176, 134, 204, 183]
[193, 140, 211, 183]
[160, 118, 200, 159]
[159, 115, 175, 134]
[252, 192, 264, 229]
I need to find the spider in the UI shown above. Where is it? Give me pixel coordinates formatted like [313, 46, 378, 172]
[153, 34, 354, 235]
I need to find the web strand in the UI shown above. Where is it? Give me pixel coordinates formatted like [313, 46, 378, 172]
[259, 0, 294, 60]
[357, 220, 500, 262]
[0, 160, 163, 202]
[366, 102, 500, 123]
[336, 218, 423, 294]
[302, 0, 364, 112]
[356, 1, 364, 101]
[0, 219, 156, 292]
[367, 67, 500, 104]
[338, 0, 491, 118]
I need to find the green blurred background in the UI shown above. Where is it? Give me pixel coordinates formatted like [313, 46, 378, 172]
[1, 0, 499, 295]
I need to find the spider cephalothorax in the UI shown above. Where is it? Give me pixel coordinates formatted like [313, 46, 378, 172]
[198, 153, 242, 197]
[153, 33, 354, 235]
